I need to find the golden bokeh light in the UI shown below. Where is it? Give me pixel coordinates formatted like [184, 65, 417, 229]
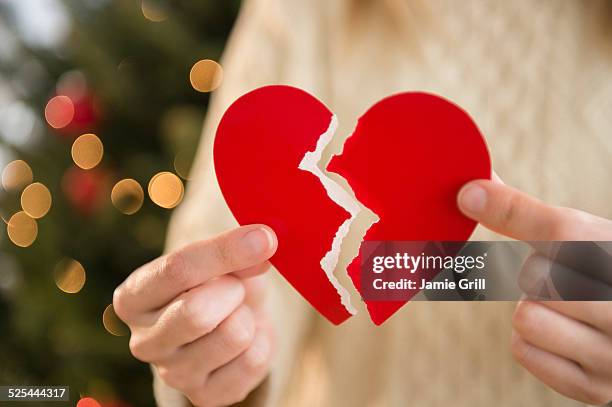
[141, 0, 168, 22]
[7, 211, 38, 248]
[102, 304, 129, 336]
[72, 133, 104, 170]
[2, 160, 33, 192]
[148, 172, 184, 209]
[45, 95, 75, 129]
[189, 59, 223, 93]
[111, 179, 144, 215]
[54, 258, 86, 294]
[21, 182, 52, 219]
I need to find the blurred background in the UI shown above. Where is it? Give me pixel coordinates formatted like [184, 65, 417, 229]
[0, 0, 239, 405]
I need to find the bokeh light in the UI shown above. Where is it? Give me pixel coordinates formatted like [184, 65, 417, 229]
[44, 95, 75, 129]
[21, 182, 52, 218]
[111, 179, 144, 215]
[102, 304, 129, 336]
[2, 160, 33, 192]
[7, 211, 38, 248]
[0, 101, 42, 147]
[54, 258, 86, 294]
[77, 397, 102, 407]
[189, 59, 223, 93]
[72, 133, 104, 170]
[141, 0, 168, 22]
[148, 172, 184, 209]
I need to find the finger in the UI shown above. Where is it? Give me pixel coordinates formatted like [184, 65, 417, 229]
[538, 301, 612, 339]
[552, 241, 612, 286]
[234, 260, 272, 279]
[129, 276, 245, 361]
[513, 300, 612, 374]
[242, 274, 268, 311]
[154, 305, 256, 392]
[190, 328, 272, 406]
[517, 253, 558, 299]
[511, 331, 611, 405]
[519, 253, 612, 301]
[457, 180, 562, 241]
[114, 225, 277, 315]
[556, 208, 612, 240]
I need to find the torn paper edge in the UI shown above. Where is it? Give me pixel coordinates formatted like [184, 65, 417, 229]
[328, 119, 380, 299]
[299, 115, 359, 315]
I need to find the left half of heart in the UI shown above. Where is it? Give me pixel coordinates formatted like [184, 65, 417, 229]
[214, 85, 365, 325]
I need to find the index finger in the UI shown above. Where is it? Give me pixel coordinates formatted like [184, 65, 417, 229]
[114, 224, 277, 315]
[457, 180, 564, 241]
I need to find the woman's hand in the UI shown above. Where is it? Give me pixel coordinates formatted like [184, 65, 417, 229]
[113, 225, 277, 407]
[458, 179, 612, 405]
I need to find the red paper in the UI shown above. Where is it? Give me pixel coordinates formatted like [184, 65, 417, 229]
[215, 86, 491, 325]
[215, 86, 353, 324]
[327, 93, 491, 325]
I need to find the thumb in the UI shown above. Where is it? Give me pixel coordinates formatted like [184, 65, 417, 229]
[457, 179, 562, 241]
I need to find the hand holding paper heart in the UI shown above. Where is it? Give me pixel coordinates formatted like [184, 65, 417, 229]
[458, 179, 612, 405]
[114, 225, 278, 407]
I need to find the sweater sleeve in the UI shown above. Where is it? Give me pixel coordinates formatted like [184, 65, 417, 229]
[154, 0, 315, 405]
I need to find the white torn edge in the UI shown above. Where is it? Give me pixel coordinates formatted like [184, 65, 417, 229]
[329, 121, 380, 301]
[298, 115, 359, 315]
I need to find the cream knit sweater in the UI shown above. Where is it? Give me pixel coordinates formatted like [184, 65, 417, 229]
[157, 0, 612, 406]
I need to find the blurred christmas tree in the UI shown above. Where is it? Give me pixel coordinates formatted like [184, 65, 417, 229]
[0, 1, 240, 405]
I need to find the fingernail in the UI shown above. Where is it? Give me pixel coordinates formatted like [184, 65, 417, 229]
[458, 183, 487, 214]
[240, 228, 274, 255]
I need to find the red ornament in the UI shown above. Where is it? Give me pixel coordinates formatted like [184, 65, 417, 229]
[68, 92, 99, 132]
[45, 76, 101, 138]
[77, 398, 102, 407]
[62, 167, 110, 216]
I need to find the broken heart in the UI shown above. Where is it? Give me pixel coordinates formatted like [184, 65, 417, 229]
[214, 86, 491, 325]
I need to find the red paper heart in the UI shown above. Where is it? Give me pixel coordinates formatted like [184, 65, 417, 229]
[214, 86, 490, 325]
[327, 93, 491, 324]
[215, 86, 353, 325]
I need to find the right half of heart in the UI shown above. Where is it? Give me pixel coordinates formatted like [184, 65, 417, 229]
[327, 92, 491, 325]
